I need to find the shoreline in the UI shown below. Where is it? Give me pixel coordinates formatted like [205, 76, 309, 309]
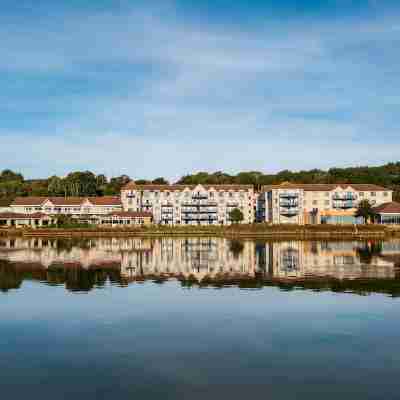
[1, 225, 399, 239]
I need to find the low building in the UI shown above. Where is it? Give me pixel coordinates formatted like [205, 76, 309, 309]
[0, 212, 56, 228]
[10, 196, 122, 220]
[99, 212, 153, 227]
[121, 182, 255, 225]
[373, 202, 400, 224]
[259, 182, 392, 224]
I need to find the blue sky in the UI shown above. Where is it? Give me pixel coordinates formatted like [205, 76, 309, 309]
[1, 0, 399, 180]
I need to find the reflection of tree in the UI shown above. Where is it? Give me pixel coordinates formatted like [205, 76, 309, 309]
[0, 260, 23, 292]
[356, 242, 383, 264]
[229, 240, 244, 259]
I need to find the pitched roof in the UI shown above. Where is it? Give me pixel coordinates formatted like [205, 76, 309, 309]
[11, 196, 122, 207]
[373, 202, 400, 214]
[11, 197, 48, 206]
[262, 183, 390, 192]
[86, 196, 121, 206]
[121, 181, 253, 192]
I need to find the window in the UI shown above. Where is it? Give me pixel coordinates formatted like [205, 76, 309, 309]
[384, 192, 388, 197]
[313, 200, 318, 206]
[324, 200, 330, 205]
[325, 192, 329, 197]
[371, 192, 376, 197]
[210, 192, 214, 198]
[359, 192, 364, 197]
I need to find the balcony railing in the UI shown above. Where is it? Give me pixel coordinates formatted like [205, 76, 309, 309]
[332, 193, 357, 200]
[333, 201, 355, 209]
[192, 194, 209, 200]
[279, 200, 299, 207]
[279, 192, 299, 199]
[280, 209, 299, 216]
[181, 202, 218, 207]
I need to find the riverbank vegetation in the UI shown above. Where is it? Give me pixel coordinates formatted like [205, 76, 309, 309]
[1, 161, 400, 201]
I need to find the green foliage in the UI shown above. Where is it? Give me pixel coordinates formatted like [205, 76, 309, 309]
[229, 239, 244, 259]
[229, 208, 244, 223]
[1, 161, 400, 201]
[355, 199, 376, 224]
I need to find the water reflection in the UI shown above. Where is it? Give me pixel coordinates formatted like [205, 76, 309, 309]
[0, 236, 400, 295]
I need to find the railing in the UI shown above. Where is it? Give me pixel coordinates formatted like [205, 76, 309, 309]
[332, 193, 357, 200]
[181, 202, 218, 207]
[279, 200, 299, 207]
[192, 194, 209, 200]
[279, 192, 299, 198]
[333, 201, 355, 209]
[280, 209, 299, 216]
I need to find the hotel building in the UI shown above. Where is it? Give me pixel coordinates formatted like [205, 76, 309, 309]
[8, 196, 150, 226]
[258, 182, 393, 224]
[121, 182, 255, 225]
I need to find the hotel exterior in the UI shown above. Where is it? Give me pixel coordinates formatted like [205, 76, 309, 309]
[8, 196, 150, 226]
[258, 182, 393, 224]
[121, 182, 255, 225]
[3, 181, 398, 227]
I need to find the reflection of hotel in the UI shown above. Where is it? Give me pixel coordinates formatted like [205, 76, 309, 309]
[1, 237, 399, 284]
[0, 237, 257, 282]
[260, 241, 399, 280]
[120, 238, 256, 281]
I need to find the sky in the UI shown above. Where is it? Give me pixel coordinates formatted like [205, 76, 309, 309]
[1, 0, 399, 181]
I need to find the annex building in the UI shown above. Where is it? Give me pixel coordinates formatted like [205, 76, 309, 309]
[258, 182, 393, 224]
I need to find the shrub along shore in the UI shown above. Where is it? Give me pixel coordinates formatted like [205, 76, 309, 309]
[1, 223, 399, 239]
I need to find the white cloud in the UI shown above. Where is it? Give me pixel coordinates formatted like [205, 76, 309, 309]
[0, 5, 399, 178]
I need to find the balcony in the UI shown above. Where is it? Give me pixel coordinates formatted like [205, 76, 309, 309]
[183, 215, 218, 221]
[192, 194, 209, 200]
[280, 200, 299, 208]
[332, 193, 357, 201]
[333, 201, 355, 209]
[280, 208, 299, 216]
[279, 192, 299, 199]
[181, 202, 218, 207]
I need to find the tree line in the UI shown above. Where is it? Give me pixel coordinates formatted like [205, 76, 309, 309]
[0, 161, 399, 202]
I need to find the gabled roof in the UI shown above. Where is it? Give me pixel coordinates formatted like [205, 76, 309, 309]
[262, 183, 390, 192]
[373, 202, 400, 214]
[11, 197, 49, 206]
[86, 197, 121, 206]
[11, 196, 122, 207]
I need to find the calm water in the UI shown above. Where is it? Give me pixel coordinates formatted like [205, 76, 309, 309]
[1, 236, 400, 399]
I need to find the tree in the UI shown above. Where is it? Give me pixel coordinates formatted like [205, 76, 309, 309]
[229, 239, 244, 259]
[355, 200, 376, 224]
[152, 177, 169, 184]
[229, 208, 244, 224]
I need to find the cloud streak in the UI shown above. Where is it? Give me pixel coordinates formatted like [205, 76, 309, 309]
[0, 2, 399, 179]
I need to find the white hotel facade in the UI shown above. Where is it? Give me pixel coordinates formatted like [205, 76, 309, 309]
[121, 182, 255, 225]
[258, 182, 393, 224]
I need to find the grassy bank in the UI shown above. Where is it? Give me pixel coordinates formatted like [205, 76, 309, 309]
[1, 223, 399, 239]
